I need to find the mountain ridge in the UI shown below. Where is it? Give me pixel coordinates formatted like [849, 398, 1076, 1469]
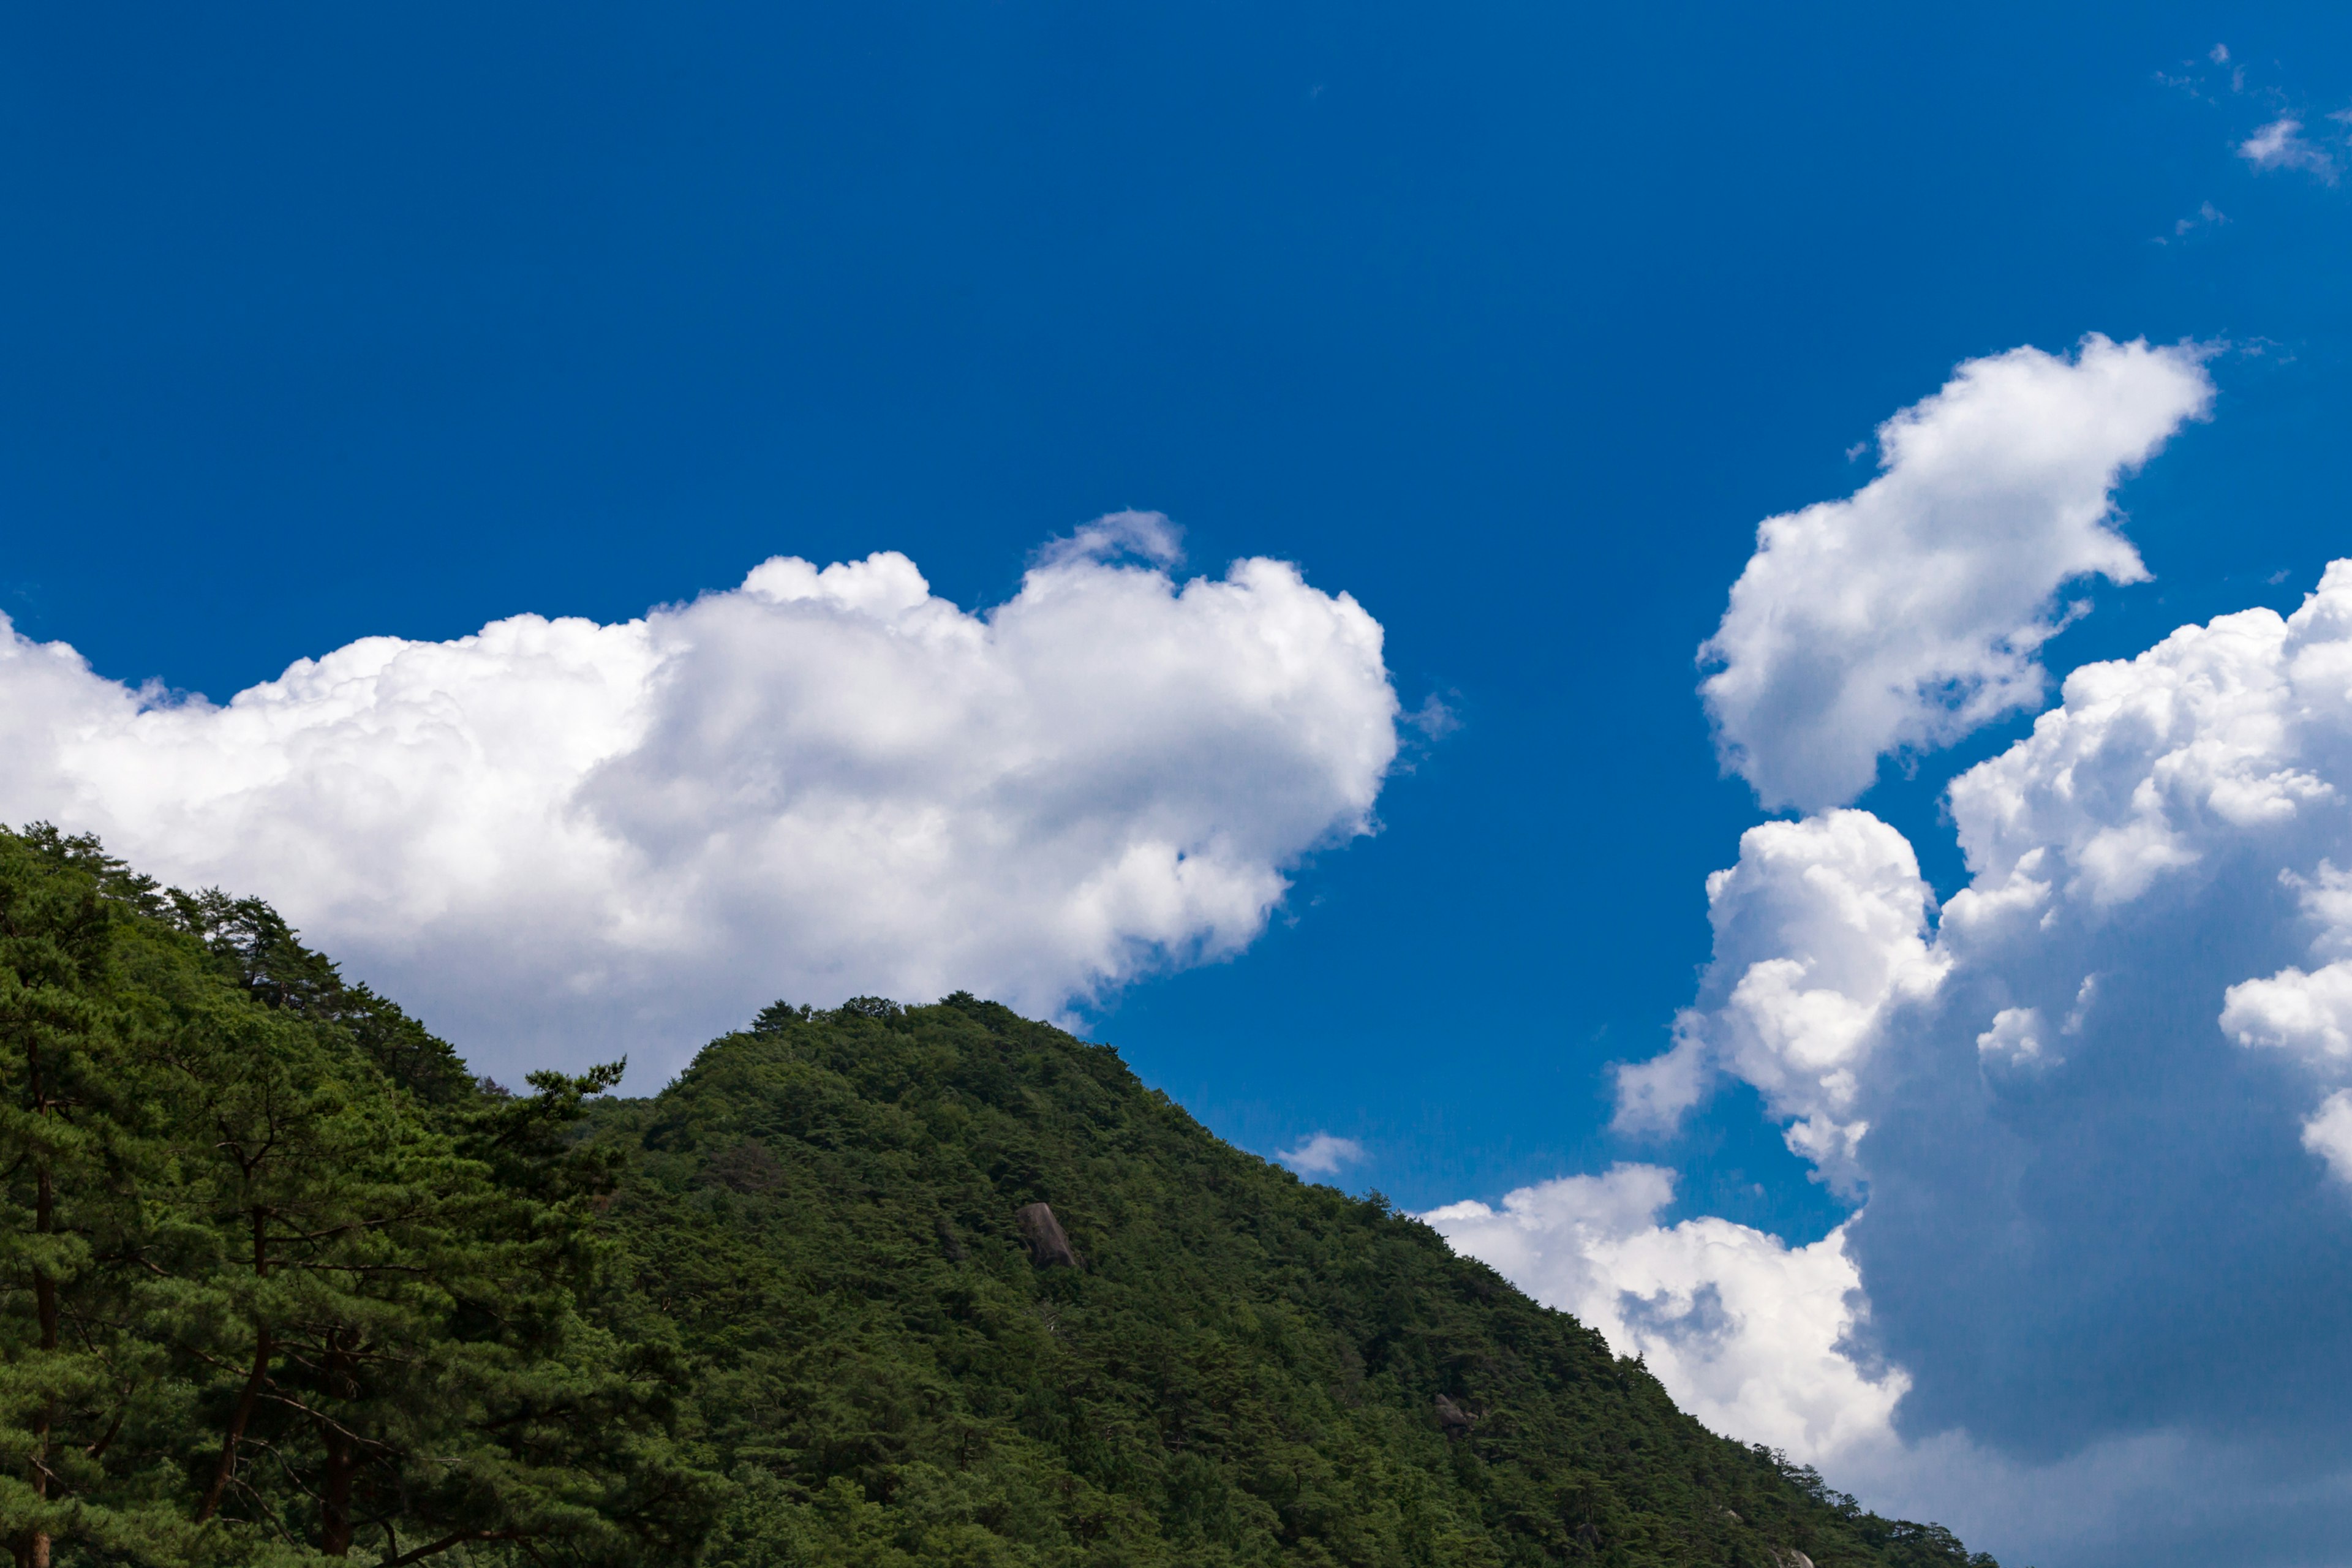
[0, 825, 1996, 1567]
[587, 992, 1996, 1567]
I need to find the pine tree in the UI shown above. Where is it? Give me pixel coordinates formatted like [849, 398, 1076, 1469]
[0, 827, 151, 1568]
[0, 827, 718, 1566]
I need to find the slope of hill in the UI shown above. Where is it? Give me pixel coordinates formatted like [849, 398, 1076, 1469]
[0, 824, 1994, 1566]
[589, 996, 1995, 1568]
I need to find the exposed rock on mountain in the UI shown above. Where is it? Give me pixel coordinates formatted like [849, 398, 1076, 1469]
[1016, 1200, 1083, 1268]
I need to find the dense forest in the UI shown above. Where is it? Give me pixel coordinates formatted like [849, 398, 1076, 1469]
[0, 825, 1999, 1567]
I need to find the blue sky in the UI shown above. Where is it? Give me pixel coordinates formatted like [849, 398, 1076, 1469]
[7, 7, 2352, 1564]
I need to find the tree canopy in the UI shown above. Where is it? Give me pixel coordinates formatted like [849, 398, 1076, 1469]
[0, 826, 712, 1567]
[0, 825, 2000, 1566]
[588, 993, 2000, 1568]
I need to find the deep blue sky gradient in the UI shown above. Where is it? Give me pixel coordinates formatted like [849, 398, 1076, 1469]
[3, 2, 2350, 1243]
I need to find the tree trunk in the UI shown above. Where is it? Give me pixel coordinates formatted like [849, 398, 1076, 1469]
[196, 1208, 273, 1523]
[317, 1335, 356, 1555]
[195, 1327, 272, 1522]
[28, 1071, 55, 1568]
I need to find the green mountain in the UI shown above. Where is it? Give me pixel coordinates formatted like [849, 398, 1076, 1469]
[0, 826, 1997, 1567]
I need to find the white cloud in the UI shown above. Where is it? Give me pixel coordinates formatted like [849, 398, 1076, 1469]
[1827, 1427, 2352, 1568]
[2239, 118, 2338, 181]
[1427, 1154, 2352, 1568]
[2305, 1091, 2352, 1184]
[1422, 1165, 1905, 1463]
[0, 518, 1401, 1083]
[2222, 961, 2352, 1069]
[1614, 809, 1946, 1190]
[1942, 577, 2350, 916]
[1313, 340, 2352, 1561]
[1275, 1132, 1366, 1177]
[2163, 201, 2227, 243]
[1699, 335, 2214, 810]
[1842, 556, 2352, 1199]
[1975, 1006, 2047, 1066]
[1611, 556, 2352, 1564]
[1577, 541, 2352, 1556]
[1031, 506, 1183, 570]
[2218, 855, 2352, 1186]
[2220, 868, 2352, 1117]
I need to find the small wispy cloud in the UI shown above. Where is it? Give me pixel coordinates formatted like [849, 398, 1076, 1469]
[2239, 118, 2339, 182]
[1404, 692, 1461, 741]
[2157, 200, 2229, 245]
[1276, 1132, 1366, 1177]
[2157, 44, 2242, 102]
[2157, 45, 2352, 187]
[1034, 507, 1185, 569]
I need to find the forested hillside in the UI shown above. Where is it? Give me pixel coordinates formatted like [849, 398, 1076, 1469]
[0, 826, 1997, 1567]
[0, 827, 710, 1566]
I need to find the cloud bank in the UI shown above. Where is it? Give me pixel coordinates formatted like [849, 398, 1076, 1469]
[1422, 1166, 1904, 1464]
[1444, 344, 2352, 1564]
[1572, 562, 2352, 1564]
[0, 516, 1401, 1082]
[1700, 334, 2213, 811]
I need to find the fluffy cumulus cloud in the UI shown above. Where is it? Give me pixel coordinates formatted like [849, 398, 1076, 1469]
[2222, 957, 2352, 1068]
[1423, 1166, 1905, 1464]
[1433, 347, 2352, 1564]
[1700, 335, 2213, 810]
[1940, 562, 2352, 1162]
[0, 515, 1400, 1082]
[1613, 810, 1947, 1189]
[1593, 560, 2352, 1566]
[2306, 1091, 2352, 1183]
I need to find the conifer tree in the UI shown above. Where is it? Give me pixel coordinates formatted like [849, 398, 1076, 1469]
[0, 827, 149, 1568]
[0, 827, 717, 1566]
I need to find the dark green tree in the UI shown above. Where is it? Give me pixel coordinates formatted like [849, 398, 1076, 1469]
[0, 827, 717, 1566]
[0, 826, 132, 1568]
[4, 824, 2003, 1567]
[588, 992, 2003, 1568]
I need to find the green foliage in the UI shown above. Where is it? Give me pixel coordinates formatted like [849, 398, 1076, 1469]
[588, 991, 2000, 1567]
[0, 826, 2000, 1568]
[0, 826, 716, 1566]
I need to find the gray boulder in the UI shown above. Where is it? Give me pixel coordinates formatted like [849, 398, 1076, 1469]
[1015, 1201, 1082, 1268]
